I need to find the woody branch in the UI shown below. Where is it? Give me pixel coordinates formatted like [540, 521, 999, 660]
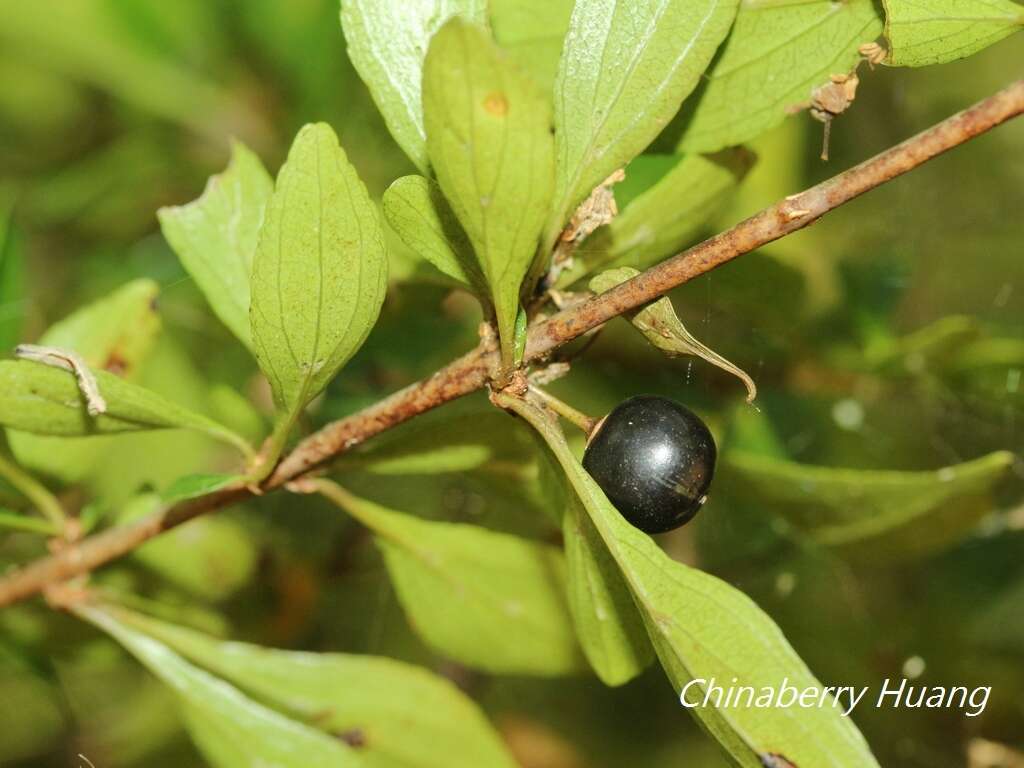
[0, 77, 1020, 609]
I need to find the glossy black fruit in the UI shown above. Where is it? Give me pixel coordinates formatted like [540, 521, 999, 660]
[582, 395, 716, 534]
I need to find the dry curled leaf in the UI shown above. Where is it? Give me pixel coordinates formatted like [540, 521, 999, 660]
[560, 169, 626, 246]
[590, 267, 757, 402]
[810, 73, 860, 121]
[547, 170, 627, 286]
[809, 72, 860, 160]
[858, 41, 887, 67]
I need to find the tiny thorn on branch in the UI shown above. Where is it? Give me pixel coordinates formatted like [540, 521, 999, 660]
[0, 78, 1021, 609]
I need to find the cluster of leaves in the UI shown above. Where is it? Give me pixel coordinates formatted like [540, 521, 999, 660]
[0, 1, 1021, 767]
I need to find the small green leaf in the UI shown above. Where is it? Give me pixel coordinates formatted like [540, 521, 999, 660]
[158, 141, 273, 350]
[160, 473, 244, 504]
[883, 0, 1023, 67]
[561, 151, 752, 286]
[726, 451, 1016, 560]
[0, 202, 26, 353]
[513, 305, 528, 364]
[563, 491, 654, 686]
[117, 494, 256, 601]
[423, 18, 555, 368]
[340, 0, 488, 172]
[317, 480, 584, 676]
[110, 609, 520, 768]
[77, 604, 359, 768]
[547, 0, 739, 247]
[502, 394, 880, 767]
[675, 0, 883, 153]
[382, 175, 484, 292]
[590, 267, 757, 402]
[0, 360, 247, 451]
[489, 0, 575, 95]
[250, 122, 388, 413]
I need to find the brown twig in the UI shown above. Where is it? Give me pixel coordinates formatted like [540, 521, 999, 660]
[1, 78, 1021, 609]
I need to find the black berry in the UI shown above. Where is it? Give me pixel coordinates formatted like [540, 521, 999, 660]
[582, 395, 716, 534]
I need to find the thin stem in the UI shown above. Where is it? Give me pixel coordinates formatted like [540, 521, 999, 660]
[246, 406, 301, 484]
[0, 79, 1020, 608]
[0, 511, 60, 536]
[0, 452, 66, 531]
[528, 385, 597, 434]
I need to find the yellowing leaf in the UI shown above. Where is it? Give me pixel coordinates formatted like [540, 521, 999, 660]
[423, 18, 554, 367]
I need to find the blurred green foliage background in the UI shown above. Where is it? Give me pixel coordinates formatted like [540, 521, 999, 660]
[0, 1, 1021, 766]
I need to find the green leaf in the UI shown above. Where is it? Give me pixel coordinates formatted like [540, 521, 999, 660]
[161, 473, 244, 504]
[110, 608, 520, 768]
[250, 122, 388, 413]
[563, 491, 654, 685]
[84, 335, 250, 503]
[501, 394, 880, 768]
[547, 0, 739, 247]
[560, 151, 751, 286]
[158, 141, 273, 350]
[340, 0, 488, 173]
[341, 398, 533, 475]
[589, 267, 757, 402]
[382, 175, 484, 292]
[423, 19, 555, 367]
[317, 480, 584, 676]
[0, 202, 26, 354]
[675, 0, 883, 153]
[116, 494, 257, 601]
[5, 279, 155, 480]
[30, 278, 160, 375]
[6, 277, 166, 476]
[725, 450, 1016, 560]
[77, 604, 359, 768]
[0, 361, 248, 451]
[883, 0, 1024, 66]
[489, 0, 575, 95]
